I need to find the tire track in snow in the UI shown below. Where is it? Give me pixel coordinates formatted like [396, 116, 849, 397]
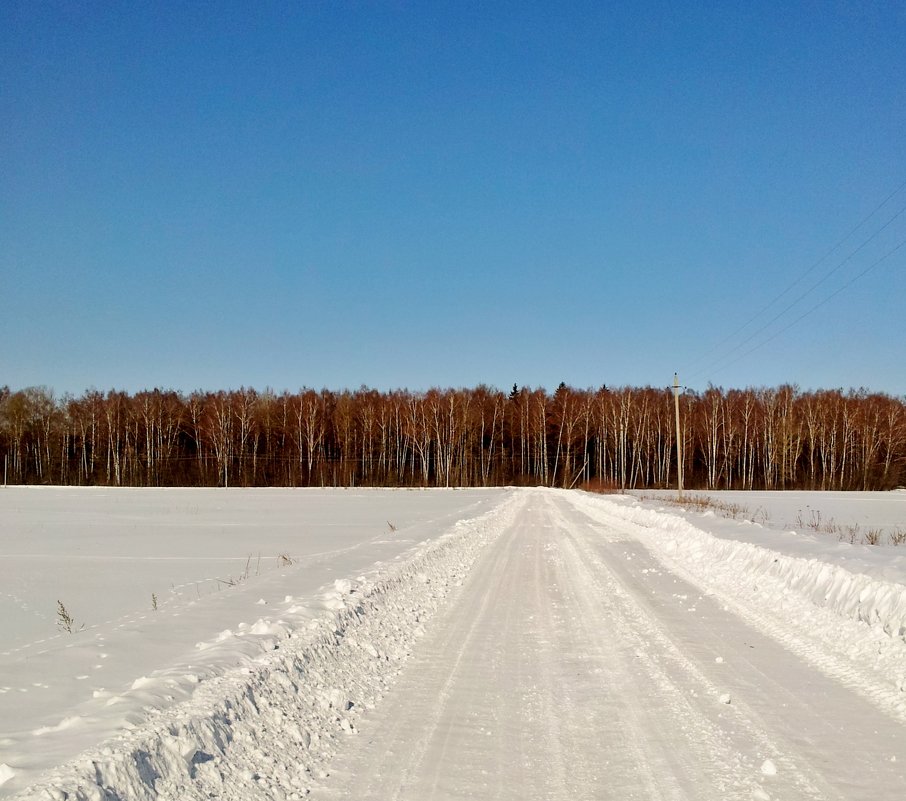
[391, 530, 517, 800]
[541, 493, 788, 801]
[547, 497, 830, 800]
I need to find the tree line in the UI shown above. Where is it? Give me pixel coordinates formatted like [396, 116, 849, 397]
[1, 383, 904, 491]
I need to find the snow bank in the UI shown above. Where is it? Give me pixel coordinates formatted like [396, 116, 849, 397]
[11, 495, 520, 800]
[572, 493, 906, 642]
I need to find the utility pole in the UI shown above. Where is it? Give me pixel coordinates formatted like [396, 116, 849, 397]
[673, 372, 683, 499]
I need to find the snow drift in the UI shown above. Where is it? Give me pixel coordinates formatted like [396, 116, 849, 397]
[571, 493, 906, 641]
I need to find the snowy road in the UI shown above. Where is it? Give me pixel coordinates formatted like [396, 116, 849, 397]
[317, 491, 906, 801]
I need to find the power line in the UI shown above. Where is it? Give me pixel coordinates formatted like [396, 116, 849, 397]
[684, 177, 906, 377]
[687, 191, 906, 383]
[695, 234, 906, 382]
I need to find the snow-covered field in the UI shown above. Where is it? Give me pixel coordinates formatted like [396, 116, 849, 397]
[2, 486, 906, 799]
[0, 487, 508, 797]
[635, 488, 906, 542]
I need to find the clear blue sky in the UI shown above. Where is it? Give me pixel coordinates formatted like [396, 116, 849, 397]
[2, 1, 905, 396]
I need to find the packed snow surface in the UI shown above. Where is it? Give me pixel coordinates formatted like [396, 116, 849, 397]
[2, 487, 906, 799]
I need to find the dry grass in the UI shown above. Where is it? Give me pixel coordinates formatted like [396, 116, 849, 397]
[56, 600, 84, 634]
[789, 508, 901, 546]
[639, 495, 903, 547]
[578, 478, 623, 495]
[637, 493, 757, 522]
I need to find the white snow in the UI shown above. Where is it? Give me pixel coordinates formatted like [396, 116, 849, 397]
[761, 758, 778, 776]
[2, 486, 906, 799]
[0, 487, 511, 797]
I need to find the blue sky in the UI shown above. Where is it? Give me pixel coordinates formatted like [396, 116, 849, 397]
[2, 1, 905, 396]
